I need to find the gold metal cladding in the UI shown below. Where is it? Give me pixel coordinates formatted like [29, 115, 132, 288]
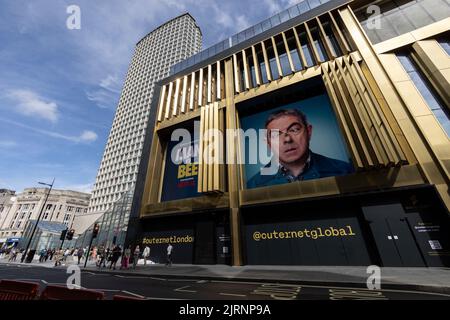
[348, 54, 406, 164]
[304, 22, 321, 64]
[328, 12, 351, 54]
[213, 102, 220, 191]
[261, 41, 273, 81]
[335, 57, 383, 165]
[271, 36, 283, 77]
[198, 68, 204, 107]
[281, 32, 295, 73]
[224, 58, 242, 266]
[322, 63, 364, 169]
[316, 16, 336, 59]
[240, 164, 426, 206]
[207, 64, 212, 103]
[412, 40, 450, 108]
[172, 78, 181, 116]
[338, 6, 450, 209]
[208, 102, 215, 191]
[181, 75, 188, 114]
[197, 105, 205, 193]
[189, 72, 196, 110]
[242, 49, 251, 90]
[251, 45, 262, 86]
[373, 17, 450, 55]
[216, 61, 221, 100]
[292, 26, 307, 69]
[233, 53, 241, 93]
[142, 193, 229, 217]
[157, 85, 166, 122]
[164, 81, 173, 119]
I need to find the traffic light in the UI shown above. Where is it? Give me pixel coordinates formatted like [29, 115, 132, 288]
[92, 223, 100, 238]
[66, 229, 75, 240]
[60, 229, 68, 241]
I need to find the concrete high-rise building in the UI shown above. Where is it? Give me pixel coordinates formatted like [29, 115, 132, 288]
[78, 14, 202, 240]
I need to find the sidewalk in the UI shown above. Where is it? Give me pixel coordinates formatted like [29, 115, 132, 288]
[2, 257, 449, 294]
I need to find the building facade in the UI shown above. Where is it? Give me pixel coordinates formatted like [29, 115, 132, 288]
[80, 13, 203, 242]
[0, 188, 90, 247]
[126, 0, 450, 267]
[0, 189, 16, 247]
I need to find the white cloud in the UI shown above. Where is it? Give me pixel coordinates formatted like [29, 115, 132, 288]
[0, 118, 98, 144]
[79, 130, 98, 142]
[7, 89, 58, 122]
[86, 74, 122, 109]
[99, 74, 122, 93]
[62, 182, 94, 194]
[0, 140, 17, 148]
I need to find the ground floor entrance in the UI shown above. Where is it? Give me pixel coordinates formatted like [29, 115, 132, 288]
[242, 186, 450, 267]
[137, 210, 231, 265]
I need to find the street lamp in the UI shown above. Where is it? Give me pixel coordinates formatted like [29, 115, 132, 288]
[21, 178, 55, 263]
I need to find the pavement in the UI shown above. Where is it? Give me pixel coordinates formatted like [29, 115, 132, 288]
[1, 256, 449, 294]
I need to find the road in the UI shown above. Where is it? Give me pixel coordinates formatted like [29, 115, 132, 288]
[0, 263, 449, 300]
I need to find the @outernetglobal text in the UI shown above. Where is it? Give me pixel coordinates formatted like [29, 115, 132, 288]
[252, 226, 356, 241]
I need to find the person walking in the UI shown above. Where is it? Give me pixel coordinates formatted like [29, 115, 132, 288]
[110, 245, 121, 270]
[121, 246, 131, 270]
[132, 245, 140, 269]
[142, 246, 150, 266]
[49, 248, 55, 261]
[76, 247, 83, 265]
[166, 243, 173, 267]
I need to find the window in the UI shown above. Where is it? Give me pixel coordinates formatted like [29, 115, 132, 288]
[397, 52, 450, 137]
[356, 0, 450, 44]
[438, 38, 450, 56]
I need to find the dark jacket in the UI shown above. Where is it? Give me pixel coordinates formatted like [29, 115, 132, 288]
[247, 151, 354, 189]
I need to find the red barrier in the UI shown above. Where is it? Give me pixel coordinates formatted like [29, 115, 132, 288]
[41, 285, 104, 300]
[0, 280, 40, 300]
[113, 294, 146, 301]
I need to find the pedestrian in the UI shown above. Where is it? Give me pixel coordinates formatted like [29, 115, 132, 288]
[110, 245, 121, 270]
[76, 247, 83, 265]
[166, 243, 173, 267]
[63, 248, 71, 262]
[49, 248, 55, 260]
[121, 246, 131, 270]
[92, 246, 98, 261]
[132, 245, 140, 269]
[39, 248, 46, 262]
[142, 245, 150, 266]
[101, 247, 110, 268]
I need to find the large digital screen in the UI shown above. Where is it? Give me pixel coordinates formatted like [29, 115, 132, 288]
[161, 120, 201, 201]
[240, 93, 354, 189]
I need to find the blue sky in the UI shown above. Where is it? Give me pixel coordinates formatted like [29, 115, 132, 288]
[0, 0, 298, 193]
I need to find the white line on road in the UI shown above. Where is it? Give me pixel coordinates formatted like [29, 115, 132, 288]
[150, 277, 168, 281]
[174, 286, 197, 293]
[167, 279, 199, 282]
[219, 293, 247, 297]
[122, 290, 146, 298]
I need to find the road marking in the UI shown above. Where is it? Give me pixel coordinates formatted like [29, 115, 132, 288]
[197, 280, 208, 284]
[174, 286, 197, 293]
[122, 290, 146, 298]
[113, 275, 150, 279]
[219, 293, 247, 297]
[168, 279, 198, 282]
[41, 280, 48, 284]
[150, 277, 167, 281]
